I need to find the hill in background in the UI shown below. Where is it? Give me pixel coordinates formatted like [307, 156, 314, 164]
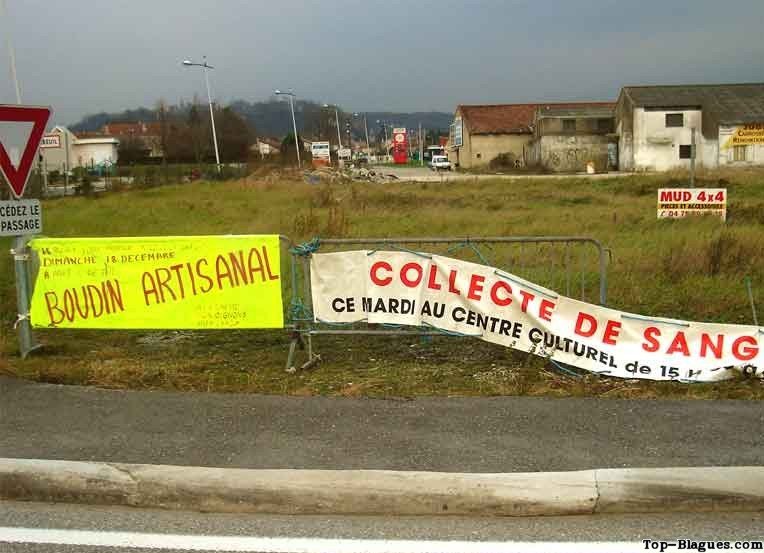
[71, 99, 453, 139]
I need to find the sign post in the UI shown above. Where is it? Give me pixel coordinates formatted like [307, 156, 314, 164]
[1, 104, 51, 357]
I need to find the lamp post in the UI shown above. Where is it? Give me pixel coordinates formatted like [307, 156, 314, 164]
[376, 120, 390, 155]
[276, 89, 301, 168]
[182, 56, 221, 171]
[323, 104, 343, 149]
[0, 0, 21, 104]
[354, 113, 370, 155]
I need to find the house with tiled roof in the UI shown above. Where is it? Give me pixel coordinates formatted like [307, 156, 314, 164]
[446, 102, 615, 170]
[616, 83, 764, 170]
[101, 121, 163, 158]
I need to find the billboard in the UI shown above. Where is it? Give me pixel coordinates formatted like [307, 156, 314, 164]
[450, 117, 463, 148]
[392, 128, 408, 164]
[29, 235, 284, 329]
[311, 141, 331, 167]
[657, 189, 727, 221]
[720, 123, 764, 149]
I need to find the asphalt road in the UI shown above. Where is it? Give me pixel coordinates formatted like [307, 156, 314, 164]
[1, 500, 763, 552]
[1, 376, 762, 471]
[371, 165, 635, 182]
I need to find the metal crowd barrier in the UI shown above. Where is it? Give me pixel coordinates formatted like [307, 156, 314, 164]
[285, 236, 609, 370]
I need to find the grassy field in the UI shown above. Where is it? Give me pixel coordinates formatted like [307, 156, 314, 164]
[1, 168, 763, 399]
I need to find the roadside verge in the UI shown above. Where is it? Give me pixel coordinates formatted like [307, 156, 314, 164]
[1, 458, 762, 517]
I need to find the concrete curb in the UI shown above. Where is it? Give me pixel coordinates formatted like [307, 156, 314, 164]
[1, 458, 763, 517]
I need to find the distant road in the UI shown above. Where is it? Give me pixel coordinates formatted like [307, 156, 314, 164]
[370, 165, 637, 182]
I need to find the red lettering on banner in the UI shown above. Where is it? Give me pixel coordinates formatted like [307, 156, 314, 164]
[400, 262, 423, 287]
[666, 331, 691, 356]
[490, 281, 512, 307]
[467, 274, 485, 301]
[699, 333, 724, 359]
[602, 320, 622, 345]
[426, 265, 442, 291]
[448, 270, 460, 295]
[42, 280, 124, 325]
[370, 261, 393, 286]
[732, 336, 759, 361]
[574, 312, 598, 338]
[519, 290, 535, 313]
[539, 299, 555, 322]
[642, 327, 661, 352]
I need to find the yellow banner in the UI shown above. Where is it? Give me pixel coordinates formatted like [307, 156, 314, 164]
[722, 123, 764, 149]
[29, 235, 284, 329]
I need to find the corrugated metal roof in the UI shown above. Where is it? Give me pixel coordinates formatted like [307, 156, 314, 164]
[623, 83, 764, 123]
[458, 102, 615, 134]
[536, 105, 615, 118]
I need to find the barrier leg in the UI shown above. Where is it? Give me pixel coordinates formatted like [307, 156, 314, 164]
[12, 236, 38, 358]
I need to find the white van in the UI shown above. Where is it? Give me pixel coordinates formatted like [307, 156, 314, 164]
[428, 155, 452, 171]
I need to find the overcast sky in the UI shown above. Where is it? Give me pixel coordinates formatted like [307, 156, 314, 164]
[2, 0, 763, 126]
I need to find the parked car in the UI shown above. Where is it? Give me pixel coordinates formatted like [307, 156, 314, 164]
[428, 155, 452, 171]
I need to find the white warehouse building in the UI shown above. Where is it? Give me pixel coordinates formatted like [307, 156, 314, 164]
[40, 126, 119, 172]
[615, 83, 764, 171]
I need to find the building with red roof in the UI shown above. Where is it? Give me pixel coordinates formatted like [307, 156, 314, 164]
[447, 102, 615, 170]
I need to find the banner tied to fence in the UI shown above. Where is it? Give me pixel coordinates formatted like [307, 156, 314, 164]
[29, 235, 284, 329]
[311, 251, 763, 382]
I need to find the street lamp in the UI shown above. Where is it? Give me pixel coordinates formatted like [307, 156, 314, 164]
[182, 56, 221, 172]
[354, 113, 371, 155]
[376, 120, 390, 154]
[275, 89, 301, 168]
[323, 103, 343, 148]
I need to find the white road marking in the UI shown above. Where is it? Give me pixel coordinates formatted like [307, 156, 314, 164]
[0, 527, 641, 552]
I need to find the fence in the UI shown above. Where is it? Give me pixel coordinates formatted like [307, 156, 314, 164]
[285, 236, 609, 370]
[11, 163, 255, 200]
[9, 233, 608, 366]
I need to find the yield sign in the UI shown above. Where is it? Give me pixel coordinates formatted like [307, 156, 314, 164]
[0, 105, 52, 198]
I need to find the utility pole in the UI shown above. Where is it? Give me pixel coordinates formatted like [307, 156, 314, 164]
[335, 108, 342, 148]
[0, 0, 21, 104]
[690, 127, 696, 188]
[419, 122, 423, 166]
[363, 116, 370, 155]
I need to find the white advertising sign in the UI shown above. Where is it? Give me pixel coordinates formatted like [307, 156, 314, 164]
[311, 141, 330, 159]
[0, 199, 42, 236]
[311, 251, 762, 382]
[657, 188, 727, 221]
[40, 134, 61, 148]
[450, 117, 463, 147]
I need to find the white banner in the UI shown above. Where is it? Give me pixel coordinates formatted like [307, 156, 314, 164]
[310, 251, 763, 382]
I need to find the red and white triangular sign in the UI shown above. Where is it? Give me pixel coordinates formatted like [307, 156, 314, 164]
[0, 105, 52, 198]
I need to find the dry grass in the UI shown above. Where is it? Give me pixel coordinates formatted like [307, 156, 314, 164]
[1, 166, 763, 399]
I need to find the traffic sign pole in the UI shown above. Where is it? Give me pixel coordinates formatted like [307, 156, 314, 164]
[1, 105, 51, 357]
[12, 235, 34, 357]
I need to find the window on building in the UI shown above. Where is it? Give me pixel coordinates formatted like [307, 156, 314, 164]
[679, 144, 692, 159]
[476, 153, 481, 159]
[597, 118, 613, 133]
[733, 145, 748, 162]
[563, 119, 576, 132]
[666, 113, 684, 127]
